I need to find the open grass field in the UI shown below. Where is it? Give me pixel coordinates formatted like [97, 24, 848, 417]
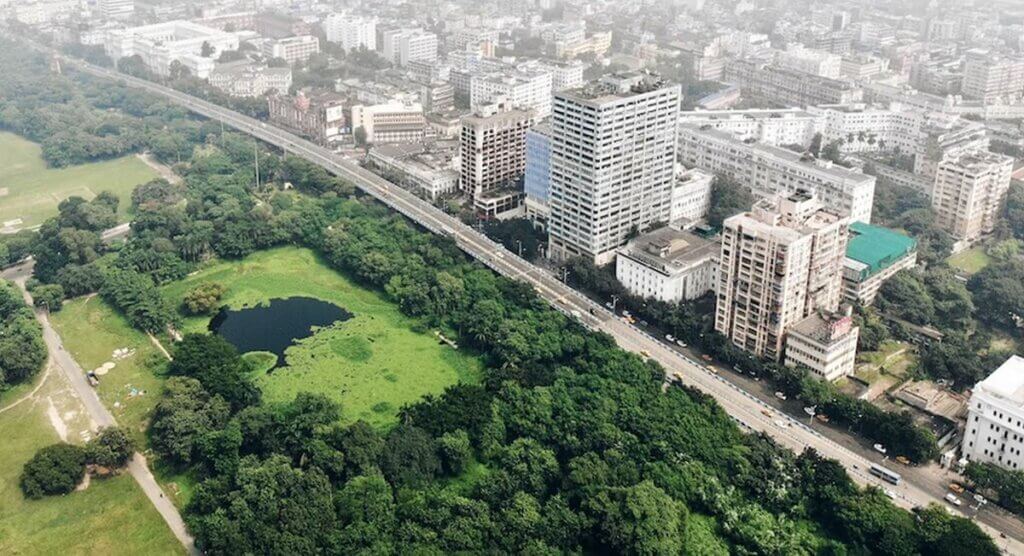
[49, 296, 168, 450]
[0, 370, 182, 555]
[160, 246, 484, 427]
[0, 132, 157, 232]
[947, 246, 991, 276]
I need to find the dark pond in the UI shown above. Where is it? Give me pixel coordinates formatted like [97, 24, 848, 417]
[209, 296, 352, 367]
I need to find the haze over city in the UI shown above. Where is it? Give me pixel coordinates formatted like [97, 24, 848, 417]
[2, 0, 1024, 554]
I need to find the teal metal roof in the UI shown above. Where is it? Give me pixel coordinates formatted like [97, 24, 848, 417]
[846, 221, 917, 278]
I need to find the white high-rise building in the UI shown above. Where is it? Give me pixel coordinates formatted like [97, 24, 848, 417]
[716, 192, 849, 360]
[677, 123, 876, 223]
[323, 14, 376, 52]
[932, 151, 1014, 247]
[382, 28, 438, 67]
[963, 355, 1024, 471]
[548, 72, 682, 265]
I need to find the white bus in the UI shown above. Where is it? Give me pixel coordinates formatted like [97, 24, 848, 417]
[869, 464, 901, 485]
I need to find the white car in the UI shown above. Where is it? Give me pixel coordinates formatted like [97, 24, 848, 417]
[873, 443, 887, 455]
[803, 406, 816, 417]
[666, 334, 675, 342]
[774, 419, 790, 428]
[774, 391, 787, 401]
[676, 340, 687, 348]
[883, 489, 897, 500]
[945, 493, 962, 506]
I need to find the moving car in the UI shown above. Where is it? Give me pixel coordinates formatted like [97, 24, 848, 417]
[944, 493, 962, 506]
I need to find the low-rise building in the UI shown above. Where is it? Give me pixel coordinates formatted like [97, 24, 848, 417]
[784, 307, 859, 382]
[350, 101, 426, 144]
[725, 60, 863, 106]
[104, 20, 239, 78]
[209, 61, 292, 97]
[267, 91, 346, 144]
[963, 355, 1024, 471]
[261, 35, 320, 66]
[677, 108, 818, 147]
[842, 222, 917, 305]
[367, 141, 460, 200]
[616, 225, 720, 302]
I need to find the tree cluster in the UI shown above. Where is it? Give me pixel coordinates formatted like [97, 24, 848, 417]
[20, 427, 135, 499]
[0, 280, 46, 389]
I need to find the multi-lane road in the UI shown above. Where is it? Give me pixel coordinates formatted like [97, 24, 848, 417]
[35, 47, 1024, 551]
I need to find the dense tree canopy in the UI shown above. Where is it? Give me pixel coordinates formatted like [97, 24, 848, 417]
[0, 280, 46, 389]
[19, 443, 87, 499]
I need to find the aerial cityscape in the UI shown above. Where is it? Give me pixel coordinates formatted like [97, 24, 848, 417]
[2, 0, 1024, 553]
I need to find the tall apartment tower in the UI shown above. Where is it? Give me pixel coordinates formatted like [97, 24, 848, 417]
[962, 49, 1024, 103]
[715, 191, 849, 360]
[931, 151, 1014, 247]
[323, 14, 376, 52]
[460, 99, 535, 218]
[548, 72, 681, 265]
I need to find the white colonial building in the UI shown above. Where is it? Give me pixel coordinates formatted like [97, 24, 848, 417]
[963, 355, 1024, 471]
[616, 226, 719, 303]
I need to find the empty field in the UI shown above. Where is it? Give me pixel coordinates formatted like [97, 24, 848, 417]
[0, 132, 157, 232]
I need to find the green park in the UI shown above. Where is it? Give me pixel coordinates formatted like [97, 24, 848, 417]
[0, 131, 157, 232]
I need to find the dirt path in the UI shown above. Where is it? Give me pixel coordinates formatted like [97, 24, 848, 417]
[0, 365, 51, 414]
[147, 333, 173, 361]
[136, 153, 182, 184]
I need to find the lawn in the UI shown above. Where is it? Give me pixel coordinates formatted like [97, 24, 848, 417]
[947, 247, 991, 275]
[0, 131, 158, 231]
[160, 246, 484, 427]
[49, 296, 168, 450]
[0, 370, 182, 555]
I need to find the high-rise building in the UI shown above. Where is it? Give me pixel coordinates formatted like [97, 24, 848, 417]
[99, 0, 133, 19]
[548, 72, 681, 265]
[716, 192, 849, 360]
[460, 99, 535, 218]
[382, 28, 438, 67]
[323, 14, 376, 52]
[524, 123, 553, 226]
[931, 151, 1013, 247]
[962, 49, 1024, 103]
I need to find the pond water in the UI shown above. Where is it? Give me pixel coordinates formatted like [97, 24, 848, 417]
[209, 296, 352, 367]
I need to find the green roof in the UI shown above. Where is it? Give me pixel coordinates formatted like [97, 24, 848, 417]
[846, 222, 917, 278]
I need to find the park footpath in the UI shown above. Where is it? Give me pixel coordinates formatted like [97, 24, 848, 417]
[5, 262, 199, 555]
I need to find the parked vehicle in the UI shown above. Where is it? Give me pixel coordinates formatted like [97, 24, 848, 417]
[949, 483, 965, 494]
[774, 391, 787, 401]
[815, 414, 830, 423]
[884, 489, 897, 500]
[675, 340, 687, 348]
[803, 406, 816, 417]
[895, 456, 911, 465]
[701, 354, 713, 362]
[665, 334, 675, 342]
[873, 443, 887, 454]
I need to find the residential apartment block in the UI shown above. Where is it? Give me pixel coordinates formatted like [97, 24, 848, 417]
[670, 168, 714, 223]
[931, 151, 1014, 246]
[322, 14, 376, 52]
[716, 192, 849, 360]
[470, 70, 553, 119]
[677, 123, 876, 223]
[962, 49, 1024, 103]
[460, 100, 535, 218]
[548, 72, 681, 265]
[784, 307, 859, 382]
[382, 28, 438, 67]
